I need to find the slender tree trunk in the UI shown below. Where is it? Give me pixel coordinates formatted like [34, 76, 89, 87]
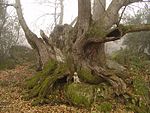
[59, 0, 64, 25]
[54, 0, 57, 26]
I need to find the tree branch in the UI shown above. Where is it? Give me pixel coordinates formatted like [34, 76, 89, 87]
[15, 0, 33, 36]
[0, 3, 15, 7]
[104, 23, 150, 42]
[15, 0, 54, 67]
[40, 30, 55, 51]
[70, 17, 78, 26]
[124, 0, 144, 6]
[58, 0, 64, 25]
[102, 0, 145, 29]
[120, 24, 150, 35]
[107, 0, 143, 13]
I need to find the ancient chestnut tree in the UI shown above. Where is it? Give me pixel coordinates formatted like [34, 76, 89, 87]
[14, 0, 150, 106]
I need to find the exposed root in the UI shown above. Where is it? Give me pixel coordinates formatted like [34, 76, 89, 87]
[31, 97, 51, 106]
[23, 59, 127, 106]
[23, 60, 70, 105]
[106, 75, 127, 95]
[88, 65, 127, 95]
[25, 59, 57, 89]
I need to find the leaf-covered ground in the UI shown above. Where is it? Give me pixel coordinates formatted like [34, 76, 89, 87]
[0, 63, 91, 113]
[0, 63, 134, 113]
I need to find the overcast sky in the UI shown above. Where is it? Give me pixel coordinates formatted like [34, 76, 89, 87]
[14, 0, 78, 35]
[8, 0, 112, 36]
[7, 0, 148, 36]
[6, 0, 149, 48]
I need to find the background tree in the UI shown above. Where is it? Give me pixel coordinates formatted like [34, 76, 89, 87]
[0, 0, 20, 63]
[0, 0, 6, 36]
[50, 0, 64, 25]
[123, 7, 150, 56]
[112, 6, 150, 72]
[36, 0, 64, 30]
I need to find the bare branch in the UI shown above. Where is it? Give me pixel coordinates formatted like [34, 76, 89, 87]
[104, 0, 127, 28]
[87, 23, 150, 43]
[70, 17, 78, 26]
[15, 0, 55, 67]
[0, 3, 15, 7]
[15, 0, 33, 36]
[102, 0, 147, 29]
[124, 0, 145, 6]
[58, 0, 64, 24]
[40, 30, 50, 45]
[121, 24, 150, 35]
[117, 6, 127, 26]
[40, 30, 54, 50]
[103, 24, 150, 42]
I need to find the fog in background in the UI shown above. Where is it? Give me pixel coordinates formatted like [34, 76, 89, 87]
[6, 0, 148, 53]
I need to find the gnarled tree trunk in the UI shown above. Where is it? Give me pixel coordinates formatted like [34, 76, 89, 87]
[15, 0, 150, 106]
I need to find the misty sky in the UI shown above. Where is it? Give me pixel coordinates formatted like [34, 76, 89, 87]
[8, 0, 113, 36]
[6, 0, 149, 48]
[20, 0, 78, 35]
[7, 0, 148, 36]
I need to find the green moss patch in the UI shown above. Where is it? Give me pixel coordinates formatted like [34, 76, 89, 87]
[133, 77, 149, 97]
[95, 84, 113, 102]
[86, 24, 107, 38]
[66, 83, 94, 107]
[23, 60, 69, 105]
[95, 102, 112, 113]
[25, 59, 57, 89]
[78, 67, 102, 84]
[125, 76, 150, 113]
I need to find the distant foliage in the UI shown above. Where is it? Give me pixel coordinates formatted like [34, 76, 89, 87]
[111, 8, 150, 112]
[0, 46, 36, 70]
[112, 8, 150, 70]
[123, 8, 150, 56]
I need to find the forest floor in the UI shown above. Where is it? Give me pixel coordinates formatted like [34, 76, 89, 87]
[0, 63, 90, 113]
[0, 63, 134, 113]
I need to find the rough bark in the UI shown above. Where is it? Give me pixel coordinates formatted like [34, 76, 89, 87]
[14, 0, 150, 106]
[103, 24, 150, 42]
[93, 0, 106, 20]
[94, 0, 146, 29]
[92, 0, 106, 66]
[72, 0, 91, 66]
[15, 0, 56, 69]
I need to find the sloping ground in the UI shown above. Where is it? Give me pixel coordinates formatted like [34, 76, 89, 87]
[0, 63, 136, 113]
[0, 63, 90, 113]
